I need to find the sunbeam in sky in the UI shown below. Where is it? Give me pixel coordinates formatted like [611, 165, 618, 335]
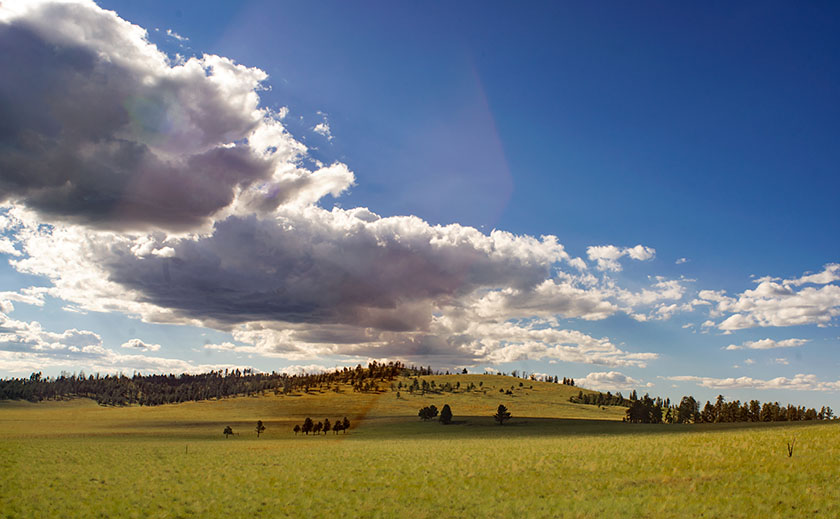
[1, 0, 839, 409]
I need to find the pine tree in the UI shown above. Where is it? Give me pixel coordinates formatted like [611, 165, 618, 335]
[440, 404, 453, 424]
[494, 404, 511, 425]
[255, 420, 265, 438]
[323, 418, 331, 435]
[223, 426, 233, 438]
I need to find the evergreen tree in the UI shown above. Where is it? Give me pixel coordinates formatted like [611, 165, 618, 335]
[440, 404, 453, 424]
[255, 420, 265, 438]
[323, 418, 331, 435]
[342, 416, 350, 433]
[494, 404, 511, 425]
[293, 424, 300, 435]
[223, 426, 233, 438]
[302, 417, 314, 435]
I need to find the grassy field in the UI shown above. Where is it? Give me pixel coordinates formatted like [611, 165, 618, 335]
[1, 375, 838, 518]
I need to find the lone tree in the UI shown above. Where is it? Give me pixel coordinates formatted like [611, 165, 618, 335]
[256, 420, 266, 437]
[494, 404, 511, 425]
[302, 417, 314, 435]
[293, 424, 300, 435]
[439, 404, 453, 425]
[223, 426, 233, 438]
[323, 418, 331, 435]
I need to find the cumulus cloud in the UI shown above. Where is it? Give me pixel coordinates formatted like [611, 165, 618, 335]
[577, 371, 647, 391]
[0, 304, 236, 374]
[120, 338, 161, 352]
[668, 374, 840, 392]
[313, 122, 333, 141]
[0, 0, 352, 231]
[697, 265, 840, 330]
[724, 338, 808, 351]
[675, 257, 688, 265]
[586, 244, 655, 272]
[0, 0, 677, 371]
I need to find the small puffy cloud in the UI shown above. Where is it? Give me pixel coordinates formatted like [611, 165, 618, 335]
[278, 364, 334, 375]
[773, 358, 789, 365]
[120, 338, 161, 352]
[667, 374, 840, 392]
[675, 257, 688, 265]
[744, 358, 755, 365]
[577, 371, 644, 391]
[586, 244, 655, 272]
[313, 122, 333, 141]
[724, 338, 808, 351]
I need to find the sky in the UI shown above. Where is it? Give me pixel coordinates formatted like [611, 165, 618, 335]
[1, 0, 839, 408]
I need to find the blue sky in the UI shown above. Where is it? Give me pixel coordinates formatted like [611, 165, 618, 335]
[1, 0, 839, 408]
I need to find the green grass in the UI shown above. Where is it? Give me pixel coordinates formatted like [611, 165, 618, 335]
[1, 375, 838, 518]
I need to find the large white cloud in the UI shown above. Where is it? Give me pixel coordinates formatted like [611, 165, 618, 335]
[698, 264, 840, 330]
[0, 0, 677, 371]
[0, 0, 352, 231]
[669, 374, 840, 392]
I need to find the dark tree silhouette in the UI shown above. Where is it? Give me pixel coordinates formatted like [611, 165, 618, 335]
[439, 404, 453, 424]
[333, 419, 343, 434]
[313, 421, 323, 435]
[302, 417, 314, 435]
[323, 418, 331, 435]
[418, 405, 439, 421]
[223, 426, 233, 438]
[342, 416, 350, 433]
[293, 424, 300, 435]
[494, 404, 511, 425]
[255, 420, 266, 438]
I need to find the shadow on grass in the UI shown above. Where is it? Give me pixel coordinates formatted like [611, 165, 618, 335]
[347, 415, 837, 441]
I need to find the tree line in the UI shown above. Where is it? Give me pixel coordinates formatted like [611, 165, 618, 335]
[0, 362, 424, 406]
[623, 392, 834, 424]
[293, 416, 351, 435]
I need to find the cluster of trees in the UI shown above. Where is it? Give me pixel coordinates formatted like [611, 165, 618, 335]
[624, 393, 835, 424]
[0, 362, 431, 406]
[569, 390, 631, 407]
[397, 378, 484, 396]
[418, 405, 438, 421]
[293, 417, 350, 435]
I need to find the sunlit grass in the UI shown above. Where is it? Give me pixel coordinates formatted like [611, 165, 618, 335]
[2, 375, 837, 518]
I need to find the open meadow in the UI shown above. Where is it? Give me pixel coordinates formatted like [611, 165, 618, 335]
[1, 375, 838, 518]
